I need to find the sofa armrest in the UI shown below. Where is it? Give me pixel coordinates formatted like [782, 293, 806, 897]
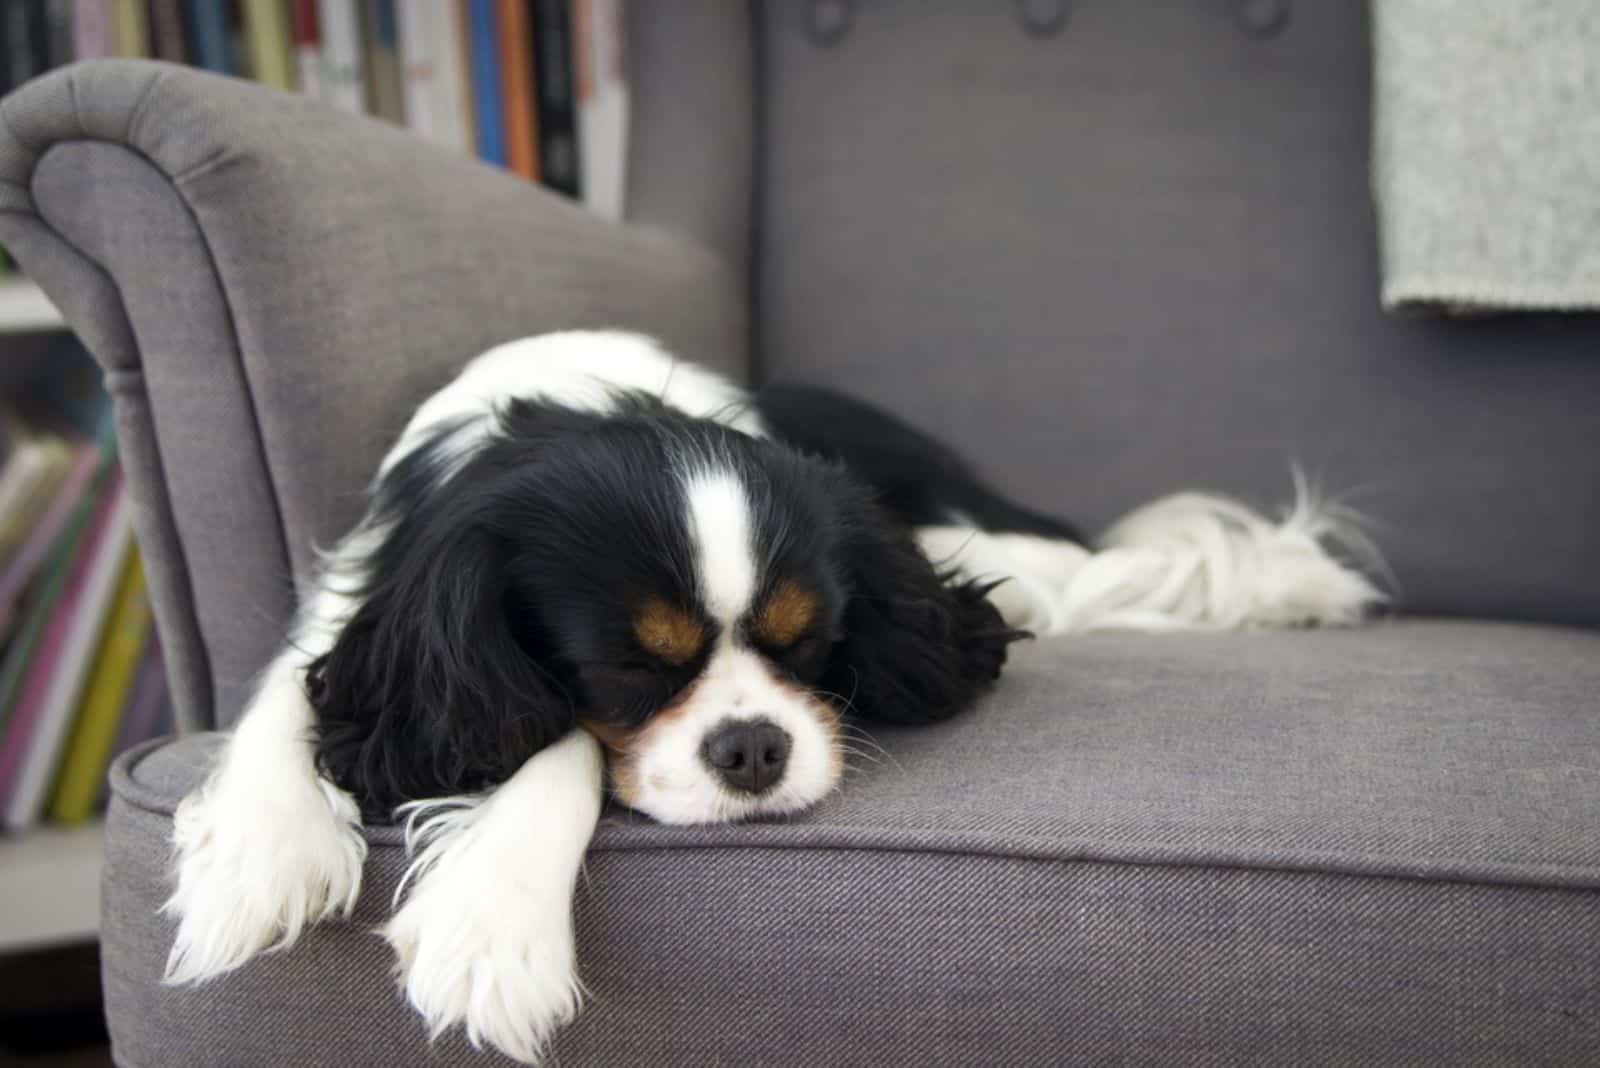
[0, 60, 746, 730]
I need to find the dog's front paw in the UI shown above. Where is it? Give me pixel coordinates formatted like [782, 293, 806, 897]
[385, 842, 582, 1065]
[164, 770, 366, 983]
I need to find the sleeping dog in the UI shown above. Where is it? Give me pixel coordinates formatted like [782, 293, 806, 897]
[162, 331, 1380, 1062]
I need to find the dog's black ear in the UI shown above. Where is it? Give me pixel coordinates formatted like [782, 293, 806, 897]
[307, 509, 571, 817]
[821, 486, 1025, 726]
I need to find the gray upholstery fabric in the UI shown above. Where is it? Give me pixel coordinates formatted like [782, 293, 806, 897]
[104, 622, 1600, 1065]
[756, 0, 1600, 625]
[0, 61, 746, 729]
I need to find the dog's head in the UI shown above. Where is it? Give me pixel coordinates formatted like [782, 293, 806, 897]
[310, 399, 1016, 823]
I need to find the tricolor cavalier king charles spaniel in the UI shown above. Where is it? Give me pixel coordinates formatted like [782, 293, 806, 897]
[163, 332, 1380, 1062]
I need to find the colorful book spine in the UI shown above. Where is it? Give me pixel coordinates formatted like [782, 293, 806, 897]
[317, 0, 367, 113]
[185, 0, 234, 72]
[148, 0, 189, 63]
[395, 0, 471, 153]
[107, 637, 168, 765]
[291, 0, 323, 98]
[71, 0, 113, 61]
[110, 0, 150, 58]
[497, 0, 538, 180]
[0, 443, 100, 636]
[0, 463, 120, 816]
[532, 0, 579, 197]
[245, 0, 296, 89]
[466, 0, 505, 166]
[362, 0, 404, 122]
[48, 550, 151, 824]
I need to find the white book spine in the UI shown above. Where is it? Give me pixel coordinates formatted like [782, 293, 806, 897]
[396, 0, 470, 153]
[296, 42, 324, 99]
[3, 489, 134, 831]
[317, 0, 366, 114]
[577, 0, 629, 221]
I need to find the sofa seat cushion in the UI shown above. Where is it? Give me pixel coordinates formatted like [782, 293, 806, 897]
[102, 620, 1600, 1066]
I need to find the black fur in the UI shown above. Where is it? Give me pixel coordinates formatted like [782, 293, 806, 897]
[755, 383, 1083, 543]
[310, 391, 1034, 815]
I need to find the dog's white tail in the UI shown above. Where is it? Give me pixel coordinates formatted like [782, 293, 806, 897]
[918, 478, 1387, 636]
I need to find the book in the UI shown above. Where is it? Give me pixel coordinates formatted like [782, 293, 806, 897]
[45, 0, 72, 67]
[395, 0, 471, 153]
[0, 423, 71, 577]
[0, 452, 116, 806]
[1, 1, 51, 92]
[48, 549, 151, 824]
[531, 0, 578, 197]
[107, 636, 168, 765]
[572, 0, 627, 219]
[361, 0, 404, 123]
[245, 0, 296, 89]
[466, 0, 505, 166]
[2, 472, 134, 831]
[497, 0, 539, 180]
[186, 0, 234, 72]
[291, 0, 322, 97]
[148, 0, 188, 63]
[317, 0, 367, 113]
[0, 442, 101, 638]
[72, 0, 114, 61]
[110, 0, 150, 58]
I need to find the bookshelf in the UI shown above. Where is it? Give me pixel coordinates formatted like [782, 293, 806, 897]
[0, 821, 103, 951]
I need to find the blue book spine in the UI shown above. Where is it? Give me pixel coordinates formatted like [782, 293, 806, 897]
[186, 0, 234, 74]
[468, 0, 505, 166]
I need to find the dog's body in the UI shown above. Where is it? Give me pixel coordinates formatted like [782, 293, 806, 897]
[163, 332, 1381, 1062]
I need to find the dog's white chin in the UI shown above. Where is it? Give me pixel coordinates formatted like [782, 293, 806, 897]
[627, 769, 840, 826]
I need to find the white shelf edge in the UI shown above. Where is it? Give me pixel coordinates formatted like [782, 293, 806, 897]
[0, 277, 67, 333]
[0, 820, 103, 953]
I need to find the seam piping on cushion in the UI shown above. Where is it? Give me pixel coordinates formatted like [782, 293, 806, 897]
[107, 739, 1600, 896]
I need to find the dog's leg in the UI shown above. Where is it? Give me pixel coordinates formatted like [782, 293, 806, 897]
[385, 729, 605, 1065]
[163, 539, 376, 983]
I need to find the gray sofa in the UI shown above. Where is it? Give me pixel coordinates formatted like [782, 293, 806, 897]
[2, 4, 1598, 1065]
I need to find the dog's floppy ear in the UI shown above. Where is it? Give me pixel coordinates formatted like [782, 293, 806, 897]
[308, 507, 572, 817]
[821, 484, 1025, 726]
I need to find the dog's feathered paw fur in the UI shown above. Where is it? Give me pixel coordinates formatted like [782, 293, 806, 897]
[163, 681, 367, 983]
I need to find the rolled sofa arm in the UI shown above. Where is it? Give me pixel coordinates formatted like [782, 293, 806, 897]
[0, 60, 746, 729]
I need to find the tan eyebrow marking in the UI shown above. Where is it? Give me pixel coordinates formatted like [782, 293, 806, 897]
[753, 580, 819, 649]
[632, 599, 707, 666]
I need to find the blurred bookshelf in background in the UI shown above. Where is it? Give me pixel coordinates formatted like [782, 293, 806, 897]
[0, 0, 629, 240]
[0, 336, 170, 847]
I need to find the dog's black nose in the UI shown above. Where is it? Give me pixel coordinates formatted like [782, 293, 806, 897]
[700, 719, 791, 794]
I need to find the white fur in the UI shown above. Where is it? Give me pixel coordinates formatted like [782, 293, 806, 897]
[385, 730, 605, 1064]
[384, 330, 762, 477]
[163, 636, 367, 983]
[921, 480, 1385, 635]
[685, 469, 758, 625]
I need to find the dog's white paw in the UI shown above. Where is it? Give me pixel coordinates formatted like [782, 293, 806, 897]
[385, 808, 583, 1064]
[382, 732, 604, 1065]
[163, 764, 366, 983]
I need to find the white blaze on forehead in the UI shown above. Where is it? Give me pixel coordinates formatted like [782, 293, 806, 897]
[684, 468, 758, 626]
